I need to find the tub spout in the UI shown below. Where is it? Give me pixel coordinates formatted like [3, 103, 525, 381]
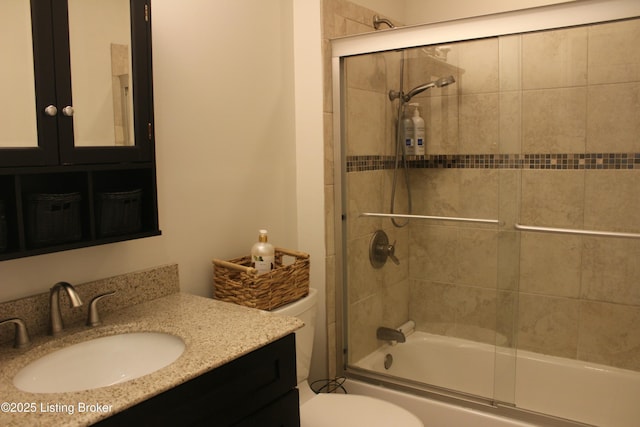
[377, 326, 406, 343]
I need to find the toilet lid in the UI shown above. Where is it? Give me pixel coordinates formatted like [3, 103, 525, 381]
[300, 393, 423, 427]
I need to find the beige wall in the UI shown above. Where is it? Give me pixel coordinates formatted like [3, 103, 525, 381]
[1, 0, 328, 383]
[0, 1, 300, 302]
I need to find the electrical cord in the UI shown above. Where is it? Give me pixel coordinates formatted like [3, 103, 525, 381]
[310, 376, 348, 394]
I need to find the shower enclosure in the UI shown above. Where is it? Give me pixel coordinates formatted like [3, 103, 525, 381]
[333, 1, 640, 426]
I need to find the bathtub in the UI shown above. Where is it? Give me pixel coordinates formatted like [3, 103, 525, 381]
[353, 331, 640, 427]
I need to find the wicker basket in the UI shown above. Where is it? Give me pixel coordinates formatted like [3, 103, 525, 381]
[213, 247, 310, 310]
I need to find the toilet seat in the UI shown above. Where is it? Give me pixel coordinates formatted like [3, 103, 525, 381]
[300, 393, 423, 427]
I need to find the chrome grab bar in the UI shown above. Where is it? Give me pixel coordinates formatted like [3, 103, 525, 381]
[360, 212, 500, 225]
[514, 223, 640, 240]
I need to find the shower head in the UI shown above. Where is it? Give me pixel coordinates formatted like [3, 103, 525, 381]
[401, 75, 456, 102]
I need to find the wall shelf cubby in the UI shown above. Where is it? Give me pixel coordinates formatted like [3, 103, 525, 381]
[0, 163, 160, 261]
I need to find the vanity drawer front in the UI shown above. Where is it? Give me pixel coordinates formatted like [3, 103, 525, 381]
[94, 333, 297, 427]
[233, 389, 300, 427]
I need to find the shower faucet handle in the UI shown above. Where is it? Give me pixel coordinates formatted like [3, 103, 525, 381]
[369, 230, 400, 268]
[386, 241, 400, 265]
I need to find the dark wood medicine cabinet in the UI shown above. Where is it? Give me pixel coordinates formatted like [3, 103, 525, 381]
[0, 0, 160, 261]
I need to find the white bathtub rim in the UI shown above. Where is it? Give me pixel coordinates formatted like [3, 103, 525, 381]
[351, 331, 640, 427]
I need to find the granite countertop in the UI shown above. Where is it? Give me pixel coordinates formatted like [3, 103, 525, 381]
[0, 293, 303, 427]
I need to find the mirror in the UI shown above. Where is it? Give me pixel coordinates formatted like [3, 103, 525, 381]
[0, 0, 135, 149]
[68, 0, 134, 147]
[0, 0, 38, 148]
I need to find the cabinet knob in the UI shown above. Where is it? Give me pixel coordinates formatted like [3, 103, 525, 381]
[62, 106, 74, 117]
[44, 105, 58, 116]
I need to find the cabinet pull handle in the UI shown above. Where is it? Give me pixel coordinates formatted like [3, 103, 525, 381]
[62, 106, 74, 117]
[44, 105, 58, 116]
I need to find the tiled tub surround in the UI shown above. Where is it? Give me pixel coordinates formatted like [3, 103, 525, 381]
[343, 16, 640, 376]
[0, 266, 302, 426]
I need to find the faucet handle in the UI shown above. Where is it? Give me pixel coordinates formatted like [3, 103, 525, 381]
[386, 240, 400, 265]
[87, 291, 116, 327]
[0, 318, 31, 349]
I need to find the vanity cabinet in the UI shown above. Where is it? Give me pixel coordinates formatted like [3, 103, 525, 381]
[0, 0, 159, 260]
[94, 334, 300, 427]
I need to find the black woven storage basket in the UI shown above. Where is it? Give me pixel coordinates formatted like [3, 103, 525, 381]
[97, 189, 142, 237]
[26, 192, 82, 247]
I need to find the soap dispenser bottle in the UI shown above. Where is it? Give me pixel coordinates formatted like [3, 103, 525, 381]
[251, 229, 275, 275]
[400, 106, 415, 155]
[410, 103, 425, 156]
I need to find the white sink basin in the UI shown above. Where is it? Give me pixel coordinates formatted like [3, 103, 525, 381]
[13, 332, 185, 393]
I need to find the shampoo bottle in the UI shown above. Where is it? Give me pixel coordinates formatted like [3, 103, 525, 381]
[411, 103, 425, 156]
[251, 229, 275, 275]
[401, 106, 415, 155]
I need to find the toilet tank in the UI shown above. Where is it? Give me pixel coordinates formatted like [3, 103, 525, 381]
[272, 288, 317, 384]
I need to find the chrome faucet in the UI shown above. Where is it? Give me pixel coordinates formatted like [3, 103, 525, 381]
[376, 326, 406, 343]
[49, 281, 83, 335]
[0, 318, 30, 348]
[87, 290, 115, 327]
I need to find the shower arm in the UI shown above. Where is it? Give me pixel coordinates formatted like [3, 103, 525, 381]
[373, 15, 395, 30]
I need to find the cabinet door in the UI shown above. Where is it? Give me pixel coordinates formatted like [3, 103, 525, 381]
[0, 0, 154, 167]
[0, 0, 58, 167]
[56, 0, 154, 164]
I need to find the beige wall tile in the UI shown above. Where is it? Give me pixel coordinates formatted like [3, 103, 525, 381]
[519, 232, 582, 297]
[409, 279, 458, 334]
[325, 255, 336, 325]
[346, 233, 383, 304]
[459, 93, 500, 154]
[496, 289, 518, 347]
[588, 18, 640, 85]
[587, 83, 640, 153]
[459, 169, 499, 220]
[382, 169, 409, 219]
[522, 87, 587, 153]
[346, 170, 385, 238]
[497, 231, 520, 292]
[410, 169, 460, 217]
[499, 91, 522, 154]
[323, 112, 334, 185]
[458, 37, 500, 94]
[581, 237, 640, 306]
[409, 225, 458, 284]
[348, 293, 383, 363]
[579, 301, 640, 371]
[346, 87, 386, 156]
[584, 170, 640, 233]
[346, 53, 387, 92]
[457, 229, 498, 289]
[499, 35, 522, 92]
[518, 293, 579, 358]
[322, 40, 333, 113]
[425, 94, 459, 154]
[454, 285, 498, 344]
[324, 184, 335, 256]
[520, 170, 585, 228]
[522, 26, 588, 89]
[382, 278, 410, 329]
[499, 170, 521, 228]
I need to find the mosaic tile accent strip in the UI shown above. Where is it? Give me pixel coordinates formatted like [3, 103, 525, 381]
[346, 153, 640, 172]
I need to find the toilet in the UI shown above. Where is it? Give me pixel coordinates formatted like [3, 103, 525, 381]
[273, 288, 424, 427]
